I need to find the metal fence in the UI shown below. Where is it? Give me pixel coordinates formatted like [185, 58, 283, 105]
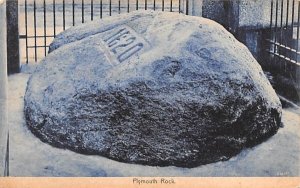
[266, 0, 300, 76]
[18, 0, 300, 72]
[19, 0, 188, 64]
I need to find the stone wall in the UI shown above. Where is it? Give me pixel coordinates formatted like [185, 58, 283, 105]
[202, 0, 296, 29]
[6, 0, 19, 74]
[239, 0, 296, 29]
[0, 0, 8, 176]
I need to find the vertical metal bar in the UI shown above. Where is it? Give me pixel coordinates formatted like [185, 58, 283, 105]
[136, 0, 138, 10]
[53, 0, 56, 37]
[285, 0, 290, 67]
[154, 0, 156, 10]
[278, 0, 283, 74]
[297, 1, 300, 61]
[82, 0, 85, 23]
[186, 0, 188, 15]
[43, 0, 47, 56]
[280, 0, 286, 71]
[270, 0, 274, 31]
[292, 0, 295, 35]
[25, 0, 29, 64]
[145, 0, 147, 10]
[284, 0, 289, 68]
[127, 0, 130, 12]
[100, 0, 102, 19]
[179, 0, 180, 13]
[91, 0, 94, 20]
[286, 0, 289, 28]
[63, 0, 66, 30]
[280, 0, 284, 44]
[119, 0, 121, 14]
[170, 0, 172, 12]
[286, 0, 292, 72]
[109, 0, 112, 16]
[269, 0, 274, 68]
[280, 0, 284, 27]
[72, 0, 75, 26]
[162, 0, 164, 11]
[34, 0, 37, 62]
[274, 0, 278, 54]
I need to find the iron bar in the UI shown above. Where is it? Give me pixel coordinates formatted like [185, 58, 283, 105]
[25, 0, 28, 63]
[72, 0, 75, 26]
[53, 0, 56, 36]
[109, 0, 112, 16]
[266, 39, 298, 53]
[154, 0, 156, 10]
[43, 0, 47, 56]
[279, 0, 284, 71]
[136, 0, 138, 10]
[91, 0, 94, 20]
[145, 0, 147, 10]
[119, 0, 121, 14]
[280, 0, 284, 44]
[33, 0, 37, 62]
[292, 0, 295, 33]
[20, 35, 56, 39]
[82, 0, 84, 23]
[28, 45, 51, 48]
[270, 0, 273, 32]
[297, 1, 300, 61]
[100, 0, 102, 19]
[267, 50, 300, 66]
[63, 0, 66, 30]
[162, 0, 164, 11]
[186, 0, 188, 15]
[274, 0, 279, 54]
[269, 0, 274, 68]
[284, 0, 290, 71]
[286, 0, 289, 28]
[170, 0, 172, 12]
[127, 0, 129, 12]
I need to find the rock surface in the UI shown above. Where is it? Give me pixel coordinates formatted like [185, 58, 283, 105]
[25, 10, 282, 167]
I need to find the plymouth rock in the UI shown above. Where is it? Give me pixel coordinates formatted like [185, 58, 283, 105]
[24, 10, 282, 167]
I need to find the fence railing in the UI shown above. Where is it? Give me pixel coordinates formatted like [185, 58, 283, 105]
[266, 0, 300, 75]
[19, 0, 190, 64]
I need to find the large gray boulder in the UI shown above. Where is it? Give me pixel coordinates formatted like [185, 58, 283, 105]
[25, 11, 282, 167]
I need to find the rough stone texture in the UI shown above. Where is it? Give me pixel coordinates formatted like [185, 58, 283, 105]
[25, 11, 282, 167]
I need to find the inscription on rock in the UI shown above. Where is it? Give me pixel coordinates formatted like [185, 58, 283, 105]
[101, 25, 147, 63]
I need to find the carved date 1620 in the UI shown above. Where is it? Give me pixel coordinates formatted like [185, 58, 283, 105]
[102, 26, 144, 63]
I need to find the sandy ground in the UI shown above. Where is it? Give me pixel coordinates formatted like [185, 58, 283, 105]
[7, 69, 300, 177]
